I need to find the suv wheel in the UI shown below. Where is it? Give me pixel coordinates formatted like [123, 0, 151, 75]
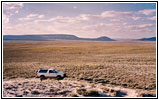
[40, 75, 45, 81]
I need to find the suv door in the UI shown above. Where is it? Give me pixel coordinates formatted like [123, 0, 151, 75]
[48, 70, 57, 77]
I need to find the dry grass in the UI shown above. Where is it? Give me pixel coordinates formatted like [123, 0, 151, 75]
[137, 92, 156, 97]
[76, 88, 87, 95]
[86, 89, 99, 96]
[3, 40, 156, 90]
[68, 93, 79, 97]
[102, 87, 110, 92]
[76, 88, 99, 96]
[31, 89, 40, 95]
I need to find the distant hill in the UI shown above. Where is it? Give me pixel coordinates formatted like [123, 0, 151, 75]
[3, 34, 115, 41]
[138, 37, 156, 41]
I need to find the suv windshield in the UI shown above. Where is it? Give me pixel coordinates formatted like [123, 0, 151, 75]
[39, 70, 48, 73]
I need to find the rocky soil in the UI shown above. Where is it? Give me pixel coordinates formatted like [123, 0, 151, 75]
[3, 78, 156, 97]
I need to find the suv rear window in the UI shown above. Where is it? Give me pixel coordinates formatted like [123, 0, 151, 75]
[39, 70, 48, 73]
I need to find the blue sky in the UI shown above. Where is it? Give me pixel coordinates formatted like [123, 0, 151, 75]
[3, 3, 156, 39]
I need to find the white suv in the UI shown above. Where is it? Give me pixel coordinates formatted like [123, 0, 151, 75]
[36, 69, 66, 79]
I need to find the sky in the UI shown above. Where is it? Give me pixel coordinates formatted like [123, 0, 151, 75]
[3, 2, 156, 39]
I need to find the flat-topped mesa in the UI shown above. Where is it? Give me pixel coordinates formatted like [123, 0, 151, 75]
[3, 34, 115, 41]
[138, 37, 156, 41]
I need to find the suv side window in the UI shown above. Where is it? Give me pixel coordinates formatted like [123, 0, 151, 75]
[39, 70, 48, 73]
[49, 70, 55, 73]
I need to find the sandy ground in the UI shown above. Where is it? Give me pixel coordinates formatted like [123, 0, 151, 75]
[3, 78, 155, 97]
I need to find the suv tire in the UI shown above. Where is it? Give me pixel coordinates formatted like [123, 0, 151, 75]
[40, 75, 45, 81]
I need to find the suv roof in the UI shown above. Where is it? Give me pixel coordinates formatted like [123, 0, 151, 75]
[39, 69, 55, 70]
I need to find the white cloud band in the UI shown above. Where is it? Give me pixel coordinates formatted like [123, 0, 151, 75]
[3, 3, 23, 23]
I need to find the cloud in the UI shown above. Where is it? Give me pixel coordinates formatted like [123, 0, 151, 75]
[138, 24, 153, 28]
[18, 14, 45, 21]
[18, 17, 32, 21]
[131, 16, 142, 20]
[101, 11, 133, 18]
[73, 6, 77, 9]
[38, 15, 44, 18]
[3, 14, 9, 23]
[131, 16, 156, 21]
[138, 9, 156, 15]
[127, 24, 154, 29]
[3, 3, 23, 23]
[27, 14, 38, 18]
[147, 16, 156, 21]
[3, 3, 23, 11]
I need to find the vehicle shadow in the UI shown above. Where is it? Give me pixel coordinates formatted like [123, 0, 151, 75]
[39, 77, 67, 81]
